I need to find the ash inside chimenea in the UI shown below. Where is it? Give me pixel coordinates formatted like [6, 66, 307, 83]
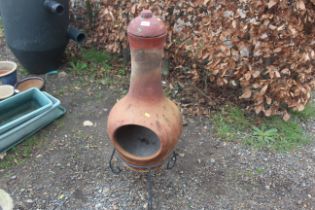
[114, 125, 161, 157]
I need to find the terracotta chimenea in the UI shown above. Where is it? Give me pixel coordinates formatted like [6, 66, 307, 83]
[107, 10, 182, 170]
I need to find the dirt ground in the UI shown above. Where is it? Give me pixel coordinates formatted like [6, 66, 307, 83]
[1, 41, 315, 210]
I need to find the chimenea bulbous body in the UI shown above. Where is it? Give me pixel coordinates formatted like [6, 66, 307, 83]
[107, 10, 182, 170]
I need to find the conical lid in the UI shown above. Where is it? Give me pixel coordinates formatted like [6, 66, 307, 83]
[127, 10, 167, 38]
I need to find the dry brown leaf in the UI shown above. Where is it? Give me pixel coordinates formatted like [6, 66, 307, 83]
[255, 105, 264, 114]
[260, 85, 269, 95]
[252, 70, 261, 78]
[296, 0, 306, 10]
[296, 104, 305, 111]
[239, 88, 252, 99]
[264, 109, 272, 117]
[203, 0, 211, 5]
[283, 111, 290, 121]
[76, 0, 315, 120]
[267, 0, 278, 9]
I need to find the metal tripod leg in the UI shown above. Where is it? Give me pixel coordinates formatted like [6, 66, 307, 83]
[166, 151, 177, 170]
[109, 148, 121, 174]
[146, 170, 153, 210]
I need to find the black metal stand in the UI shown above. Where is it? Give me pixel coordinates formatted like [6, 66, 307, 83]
[109, 149, 122, 174]
[108, 148, 178, 210]
[146, 170, 153, 209]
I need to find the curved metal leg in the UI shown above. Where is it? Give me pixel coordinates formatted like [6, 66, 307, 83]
[146, 170, 153, 210]
[166, 151, 177, 170]
[109, 148, 122, 174]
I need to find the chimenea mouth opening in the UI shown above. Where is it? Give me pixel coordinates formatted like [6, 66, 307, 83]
[114, 125, 161, 157]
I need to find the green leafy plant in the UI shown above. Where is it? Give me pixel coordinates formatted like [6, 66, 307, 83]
[93, 63, 113, 85]
[212, 105, 251, 141]
[81, 48, 111, 65]
[212, 104, 311, 152]
[67, 48, 117, 83]
[118, 67, 126, 76]
[19, 67, 29, 76]
[69, 61, 88, 73]
[252, 126, 278, 144]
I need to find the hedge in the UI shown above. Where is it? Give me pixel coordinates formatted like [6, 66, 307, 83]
[73, 0, 315, 120]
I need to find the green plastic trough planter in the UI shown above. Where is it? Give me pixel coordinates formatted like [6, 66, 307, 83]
[0, 92, 66, 153]
[0, 88, 53, 135]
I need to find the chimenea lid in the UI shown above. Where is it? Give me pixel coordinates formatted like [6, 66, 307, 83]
[127, 10, 167, 38]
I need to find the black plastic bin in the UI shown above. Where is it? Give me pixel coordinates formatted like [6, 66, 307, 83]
[0, 0, 85, 74]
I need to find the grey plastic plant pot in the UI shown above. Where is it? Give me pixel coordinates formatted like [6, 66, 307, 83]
[0, 88, 53, 135]
[0, 92, 66, 153]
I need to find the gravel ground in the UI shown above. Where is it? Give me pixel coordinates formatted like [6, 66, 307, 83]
[0, 40, 315, 210]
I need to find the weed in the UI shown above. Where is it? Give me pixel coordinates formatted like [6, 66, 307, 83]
[67, 48, 131, 89]
[255, 116, 310, 151]
[255, 167, 265, 175]
[0, 135, 41, 170]
[212, 105, 251, 141]
[96, 63, 112, 83]
[68, 61, 88, 74]
[291, 102, 315, 120]
[57, 89, 65, 96]
[81, 48, 111, 65]
[67, 48, 117, 85]
[212, 104, 311, 152]
[19, 67, 29, 76]
[118, 67, 126, 76]
[252, 126, 278, 144]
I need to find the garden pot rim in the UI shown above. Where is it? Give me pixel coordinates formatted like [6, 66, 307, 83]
[0, 84, 15, 100]
[15, 76, 45, 91]
[0, 61, 17, 77]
